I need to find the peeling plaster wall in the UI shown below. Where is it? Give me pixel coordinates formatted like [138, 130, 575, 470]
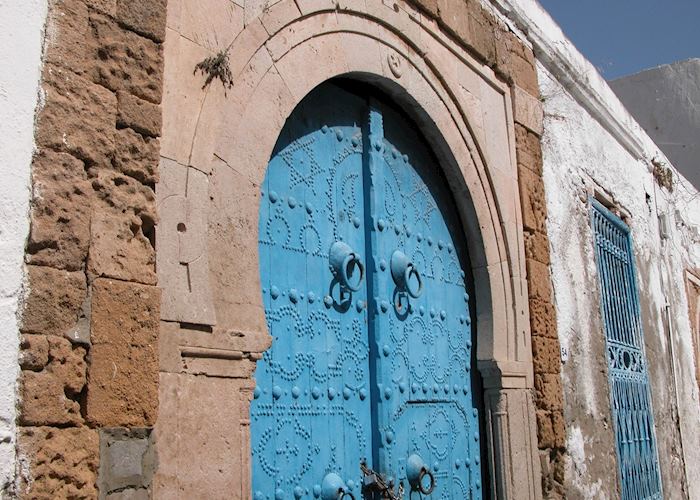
[0, 0, 48, 493]
[537, 49, 700, 500]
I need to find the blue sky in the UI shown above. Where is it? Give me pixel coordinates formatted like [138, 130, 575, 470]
[538, 0, 700, 80]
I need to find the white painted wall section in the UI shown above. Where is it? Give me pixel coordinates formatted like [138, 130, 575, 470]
[0, 0, 48, 493]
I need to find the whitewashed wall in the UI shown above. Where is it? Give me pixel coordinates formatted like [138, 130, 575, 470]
[534, 25, 700, 500]
[489, 1, 700, 498]
[0, 0, 47, 493]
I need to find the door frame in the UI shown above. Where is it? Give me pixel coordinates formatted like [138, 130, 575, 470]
[156, 4, 541, 498]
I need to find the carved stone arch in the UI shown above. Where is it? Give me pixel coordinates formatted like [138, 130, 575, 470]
[156, 3, 540, 498]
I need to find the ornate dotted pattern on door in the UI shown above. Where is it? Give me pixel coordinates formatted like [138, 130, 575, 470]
[252, 83, 482, 499]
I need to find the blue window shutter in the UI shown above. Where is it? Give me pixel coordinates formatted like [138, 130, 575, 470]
[590, 198, 663, 500]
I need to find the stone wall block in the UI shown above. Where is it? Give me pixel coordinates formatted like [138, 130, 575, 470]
[116, 0, 167, 42]
[515, 123, 543, 175]
[99, 428, 156, 495]
[19, 334, 50, 371]
[531, 336, 562, 375]
[495, 28, 538, 97]
[526, 259, 553, 303]
[18, 426, 99, 499]
[465, 1, 497, 65]
[19, 370, 84, 426]
[27, 150, 91, 271]
[88, 170, 157, 285]
[524, 230, 550, 265]
[436, 0, 470, 48]
[535, 409, 555, 450]
[534, 373, 564, 411]
[89, 13, 164, 104]
[529, 297, 558, 339]
[19, 335, 88, 426]
[518, 166, 547, 233]
[116, 90, 163, 138]
[36, 65, 117, 168]
[513, 85, 544, 136]
[551, 411, 566, 449]
[21, 265, 87, 336]
[413, 0, 438, 17]
[44, 0, 90, 75]
[113, 128, 160, 185]
[87, 278, 160, 427]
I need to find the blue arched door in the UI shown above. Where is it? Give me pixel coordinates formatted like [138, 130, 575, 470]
[252, 83, 482, 500]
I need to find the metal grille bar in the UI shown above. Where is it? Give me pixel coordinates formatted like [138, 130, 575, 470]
[590, 199, 663, 500]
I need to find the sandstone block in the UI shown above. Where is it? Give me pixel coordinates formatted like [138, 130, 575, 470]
[515, 123, 543, 175]
[495, 28, 538, 97]
[36, 65, 117, 168]
[18, 426, 99, 499]
[436, 0, 469, 47]
[414, 0, 438, 17]
[524, 230, 550, 265]
[117, 90, 162, 138]
[529, 297, 558, 339]
[89, 13, 164, 103]
[531, 336, 562, 375]
[526, 259, 553, 303]
[534, 373, 564, 411]
[113, 128, 160, 185]
[47, 335, 89, 394]
[19, 334, 50, 371]
[88, 169, 157, 285]
[19, 335, 87, 426]
[551, 411, 566, 449]
[19, 370, 83, 426]
[535, 409, 554, 449]
[27, 150, 91, 271]
[465, 1, 496, 65]
[87, 278, 160, 427]
[116, 0, 167, 42]
[513, 84, 544, 136]
[21, 265, 87, 337]
[44, 0, 90, 75]
[518, 166, 547, 233]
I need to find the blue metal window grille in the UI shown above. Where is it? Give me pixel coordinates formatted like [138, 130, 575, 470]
[590, 199, 663, 500]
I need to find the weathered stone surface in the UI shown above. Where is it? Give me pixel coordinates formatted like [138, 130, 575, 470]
[19, 370, 82, 426]
[113, 128, 160, 185]
[89, 13, 164, 104]
[99, 428, 155, 494]
[106, 488, 150, 499]
[117, 90, 162, 138]
[495, 28, 538, 97]
[413, 0, 438, 17]
[531, 336, 561, 375]
[534, 373, 564, 411]
[19, 335, 87, 426]
[116, 0, 167, 42]
[512, 85, 544, 136]
[27, 150, 91, 271]
[87, 278, 160, 427]
[44, 0, 90, 75]
[551, 411, 566, 449]
[88, 169, 157, 285]
[526, 259, 553, 303]
[18, 426, 99, 499]
[524, 230, 550, 265]
[19, 334, 50, 371]
[515, 123, 543, 175]
[518, 166, 547, 233]
[529, 297, 557, 339]
[35, 65, 117, 168]
[536, 409, 555, 449]
[21, 265, 87, 336]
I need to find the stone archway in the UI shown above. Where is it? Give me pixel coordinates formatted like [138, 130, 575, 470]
[154, 2, 540, 498]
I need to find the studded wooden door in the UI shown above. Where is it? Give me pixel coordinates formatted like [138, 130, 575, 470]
[252, 83, 482, 500]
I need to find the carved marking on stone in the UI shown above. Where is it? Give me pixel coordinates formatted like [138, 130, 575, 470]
[157, 158, 216, 325]
[387, 52, 403, 78]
